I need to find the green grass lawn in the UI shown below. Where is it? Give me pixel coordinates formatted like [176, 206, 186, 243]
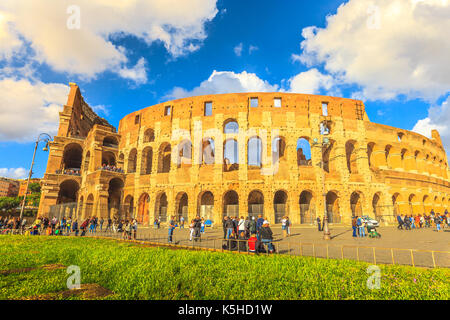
[0, 235, 448, 300]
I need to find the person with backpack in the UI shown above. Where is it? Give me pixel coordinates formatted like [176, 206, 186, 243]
[356, 216, 365, 237]
[168, 216, 175, 243]
[193, 216, 202, 242]
[352, 216, 358, 237]
[248, 216, 257, 236]
[224, 216, 234, 239]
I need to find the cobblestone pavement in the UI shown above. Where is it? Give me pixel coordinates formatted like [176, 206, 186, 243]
[88, 224, 450, 268]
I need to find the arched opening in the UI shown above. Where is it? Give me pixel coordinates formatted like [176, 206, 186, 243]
[224, 119, 239, 134]
[177, 140, 192, 167]
[350, 191, 363, 217]
[57, 179, 80, 204]
[62, 143, 83, 174]
[273, 190, 288, 223]
[201, 138, 215, 165]
[325, 191, 340, 223]
[385, 145, 392, 167]
[141, 147, 153, 175]
[137, 193, 150, 224]
[248, 136, 262, 168]
[84, 151, 90, 172]
[85, 194, 94, 219]
[158, 143, 171, 173]
[322, 141, 336, 173]
[108, 178, 123, 220]
[346, 140, 358, 174]
[223, 139, 239, 172]
[175, 192, 189, 221]
[392, 193, 402, 216]
[423, 195, 431, 214]
[408, 194, 416, 215]
[102, 151, 116, 167]
[223, 190, 239, 217]
[77, 196, 83, 219]
[124, 195, 134, 221]
[299, 191, 315, 224]
[367, 143, 375, 168]
[143, 128, 155, 143]
[372, 193, 382, 220]
[248, 190, 264, 218]
[155, 193, 168, 222]
[297, 138, 312, 166]
[103, 136, 118, 148]
[127, 149, 137, 173]
[272, 136, 286, 164]
[198, 191, 214, 220]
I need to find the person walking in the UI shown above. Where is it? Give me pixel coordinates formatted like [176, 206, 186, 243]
[317, 216, 322, 231]
[435, 215, 442, 232]
[222, 216, 228, 239]
[285, 216, 291, 237]
[168, 216, 175, 243]
[72, 220, 79, 236]
[351, 216, 357, 237]
[404, 215, 411, 230]
[281, 216, 288, 238]
[397, 214, 404, 230]
[200, 218, 205, 234]
[99, 218, 104, 231]
[193, 216, 202, 242]
[180, 216, 185, 229]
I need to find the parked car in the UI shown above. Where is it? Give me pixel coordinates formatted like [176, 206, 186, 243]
[361, 215, 379, 228]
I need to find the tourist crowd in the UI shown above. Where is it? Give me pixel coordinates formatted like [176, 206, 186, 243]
[396, 211, 449, 231]
[99, 164, 124, 173]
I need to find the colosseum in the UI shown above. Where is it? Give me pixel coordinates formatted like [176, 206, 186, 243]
[37, 83, 450, 226]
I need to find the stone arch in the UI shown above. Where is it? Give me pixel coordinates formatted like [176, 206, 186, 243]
[198, 191, 214, 220]
[108, 178, 124, 220]
[155, 192, 168, 222]
[127, 148, 137, 173]
[273, 190, 288, 223]
[85, 194, 94, 219]
[299, 190, 315, 224]
[158, 143, 171, 173]
[57, 179, 80, 204]
[201, 138, 215, 165]
[102, 151, 116, 167]
[224, 119, 239, 134]
[372, 192, 382, 220]
[325, 191, 340, 223]
[272, 136, 287, 164]
[367, 142, 375, 168]
[385, 144, 392, 167]
[137, 193, 150, 224]
[408, 194, 416, 215]
[350, 191, 363, 217]
[392, 193, 404, 215]
[345, 140, 358, 174]
[177, 140, 192, 167]
[297, 137, 312, 166]
[103, 136, 118, 147]
[223, 138, 239, 172]
[323, 140, 337, 173]
[84, 151, 90, 172]
[248, 190, 264, 218]
[124, 195, 134, 221]
[175, 192, 189, 221]
[247, 136, 262, 168]
[423, 195, 432, 214]
[223, 190, 239, 217]
[143, 128, 155, 143]
[62, 143, 83, 172]
[141, 146, 153, 175]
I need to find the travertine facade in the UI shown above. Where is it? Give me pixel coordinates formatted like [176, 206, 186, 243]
[38, 83, 450, 225]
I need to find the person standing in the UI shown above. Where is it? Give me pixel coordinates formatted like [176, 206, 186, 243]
[435, 215, 441, 232]
[397, 214, 404, 230]
[132, 219, 138, 240]
[249, 216, 257, 236]
[317, 216, 322, 231]
[99, 218, 104, 231]
[238, 216, 245, 236]
[281, 216, 288, 238]
[356, 216, 365, 237]
[72, 220, 79, 236]
[200, 218, 205, 234]
[222, 216, 228, 239]
[189, 219, 195, 241]
[286, 216, 291, 237]
[168, 216, 175, 243]
[193, 216, 202, 242]
[225, 216, 234, 239]
[256, 215, 264, 240]
[180, 216, 185, 229]
[351, 216, 357, 237]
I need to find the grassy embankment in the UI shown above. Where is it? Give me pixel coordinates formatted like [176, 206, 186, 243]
[0, 235, 448, 300]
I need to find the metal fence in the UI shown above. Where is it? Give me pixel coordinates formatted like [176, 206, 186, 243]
[44, 227, 449, 269]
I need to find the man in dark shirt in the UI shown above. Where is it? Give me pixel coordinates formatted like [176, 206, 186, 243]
[193, 216, 202, 242]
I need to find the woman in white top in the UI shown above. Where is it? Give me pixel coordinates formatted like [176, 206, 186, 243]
[238, 216, 246, 234]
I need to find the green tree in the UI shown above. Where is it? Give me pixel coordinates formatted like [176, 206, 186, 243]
[0, 197, 21, 211]
[29, 182, 41, 193]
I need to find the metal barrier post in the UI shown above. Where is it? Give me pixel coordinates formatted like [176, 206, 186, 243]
[326, 245, 329, 259]
[373, 247, 376, 265]
[410, 250, 415, 267]
[356, 247, 359, 262]
[391, 248, 395, 265]
[431, 251, 436, 268]
[312, 244, 315, 258]
[341, 246, 344, 260]
[300, 242, 303, 256]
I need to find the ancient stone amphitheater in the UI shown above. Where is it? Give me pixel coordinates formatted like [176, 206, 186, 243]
[38, 83, 450, 226]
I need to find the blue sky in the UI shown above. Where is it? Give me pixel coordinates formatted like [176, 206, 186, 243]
[0, 0, 449, 179]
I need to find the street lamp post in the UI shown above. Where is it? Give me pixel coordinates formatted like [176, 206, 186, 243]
[312, 121, 331, 240]
[19, 133, 52, 221]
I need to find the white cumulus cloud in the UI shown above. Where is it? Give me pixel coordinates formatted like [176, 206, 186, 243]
[0, 78, 69, 142]
[412, 96, 450, 151]
[0, 0, 218, 82]
[166, 70, 279, 99]
[288, 68, 339, 95]
[297, 0, 450, 102]
[0, 167, 27, 179]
